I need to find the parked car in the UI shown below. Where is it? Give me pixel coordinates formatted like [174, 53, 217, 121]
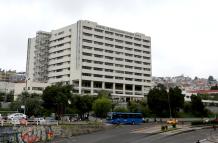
[7, 113, 27, 120]
[34, 117, 46, 124]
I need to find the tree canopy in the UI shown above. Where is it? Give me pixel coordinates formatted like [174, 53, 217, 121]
[147, 84, 184, 117]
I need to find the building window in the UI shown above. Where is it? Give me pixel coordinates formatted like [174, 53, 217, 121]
[83, 32, 92, 37]
[143, 62, 150, 65]
[94, 67, 103, 71]
[134, 43, 141, 47]
[135, 61, 142, 64]
[94, 54, 103, 58]
[94, 61, 103, 64]
[105, 82, 113, 89]
[105, 50, 113, 53]
[115, 45, 123, 49]
[82, 73, 91, 76]
[125, 71, 133, 75]
[105, 37, 114, 41]
[143, 39, 150, 43]
[115, 51, 123, 55]
[94, 41, 103, 45]
[135, 73, 142, 76]
[83, 39, 92, 43]
[135, 79, 142, 82]
[82, 52, 92, 56]
[105, 69, 113, 72]
[82, 59, 92, 63]
[105, 43, 113, 47]
[82, 66, 92, 70]
[134, 49, 142, 53]
[134, 38, 141, 41]
[125, 41, 132, 45]
[94, 29, 103, 33]
[143, 56, 150, 60]
[115, 58, 123, 61]
[83, 46, 92, 50]
[105, 75, 113, 79]
[125, 53, 133, 57]
[83, 26, 92, 30]
[105, 62, 113, 66]
[94, 48, 103, 52]
[135, 67, 142, 70]
[115, 39, 123, 43]
[115, 33, 123, 37]
[115, 64, 123, 67]
[94, 81, 102, 88]
[125, 47, 133, 51]
[143, 68, 150, 71]
[125, 78, 133, 81]
[134, 55, 142, 58]
[143, 45, 150, 49]
[125, 35, 133, 39]
[115, 77, 123, 80]
[125, 65, 133, 69]
[125, 59, 133, 63]
[94, 35, 103, 39]
[116, 70, 124, 74]
[105, 31, 113, 35]
[105, 56, 113, 60]
[143, 51, 150, 54]
[144, 74, 151, 77]
[94, 74, 103, 78]
[82, 80, 91, 87]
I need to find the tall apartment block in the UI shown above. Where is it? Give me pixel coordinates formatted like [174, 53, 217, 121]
[26, 20, 152, 101]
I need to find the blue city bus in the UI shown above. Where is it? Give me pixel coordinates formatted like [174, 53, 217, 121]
[106, 112, 144, 124]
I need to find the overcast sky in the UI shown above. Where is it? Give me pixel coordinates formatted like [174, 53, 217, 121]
[0, 0, 218, 78]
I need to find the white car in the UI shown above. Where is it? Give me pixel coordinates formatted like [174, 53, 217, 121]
[7, 113, 27, 120]
[34, 117, 46, 124]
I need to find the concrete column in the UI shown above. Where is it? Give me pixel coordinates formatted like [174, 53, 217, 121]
[102, 82, 105, 89]
[123, 84, 125, 95]
[113, 83, 115, 94]
[133, 84, 135, 96]
[142, 85, 144, 96]
[91, 81, 94, 95]
[79, 79, 82, 94]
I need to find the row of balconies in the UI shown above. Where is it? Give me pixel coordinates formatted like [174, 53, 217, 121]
[82, 29, 150, 45]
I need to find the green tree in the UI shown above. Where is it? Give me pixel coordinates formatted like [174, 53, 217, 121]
[10, 92, 43, 116]
[92, 97, 112, 118]
[128, 101, 141, 113]
[168, 86, 184, 117]
[42, 83, 73, 117]
[74, 95, 94, 120]
[211, 84, 218, 90]
[191, 94, 206, 116]
[208, 75, 216, 84]
[147, 84, 168, 117]
[113, 106, 128, 112]
[97, 90, 111, 99]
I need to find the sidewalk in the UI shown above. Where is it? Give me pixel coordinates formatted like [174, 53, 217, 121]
[207, 130, 218, 143]
[131, 124, 208, 135]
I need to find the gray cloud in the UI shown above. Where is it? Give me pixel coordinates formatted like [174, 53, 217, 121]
[0, 0, 218, 78]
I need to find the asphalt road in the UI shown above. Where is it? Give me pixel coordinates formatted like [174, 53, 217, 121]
[53, 124, 218, 143]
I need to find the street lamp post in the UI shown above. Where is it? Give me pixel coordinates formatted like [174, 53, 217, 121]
[167, 92, 172, 118]
[23, 78, 30, 115]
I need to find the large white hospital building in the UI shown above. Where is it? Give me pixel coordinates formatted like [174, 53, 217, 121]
[26, 20, 152, 101]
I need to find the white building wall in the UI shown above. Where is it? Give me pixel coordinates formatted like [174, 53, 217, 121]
[14, 82, 50, 100]
[27, 20, 152, 101]
[26, 38, 36, 81]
